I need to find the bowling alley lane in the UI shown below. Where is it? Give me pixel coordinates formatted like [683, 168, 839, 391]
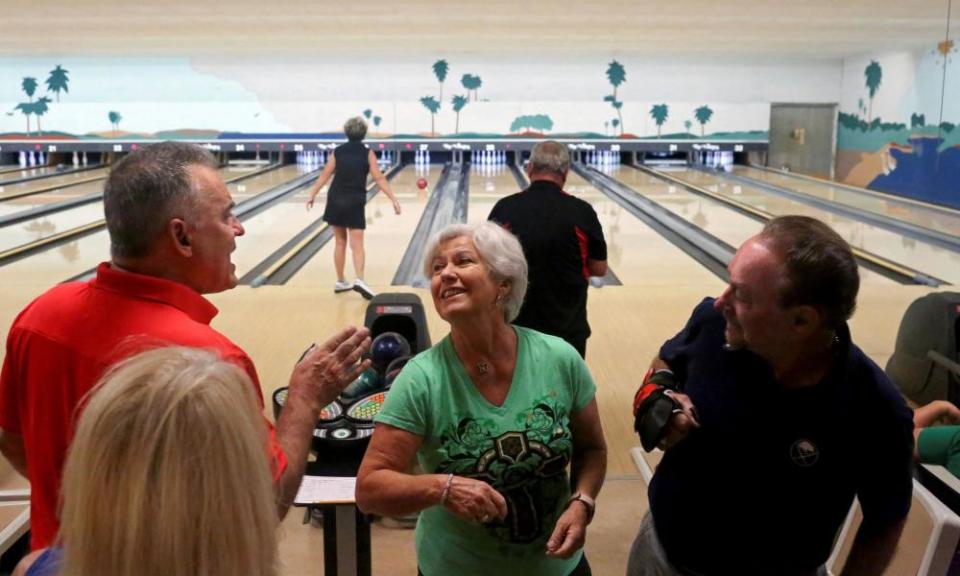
[0, 166, 111, 199]
[466, 163, 521, 225]
[0, 165, 72, 181]
[0, 166, 303, 287]
[657, 167, 960, 285]
[609, 166, 897, 286]
[286, 164, 439, 288]
[0, 166, 269, 254]
[227, 164, 336, 278]
[468, 163, 725, 289]
[731, 165, 960, 238]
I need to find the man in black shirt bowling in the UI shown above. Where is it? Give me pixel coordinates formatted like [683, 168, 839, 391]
[489, 141, 607, 357]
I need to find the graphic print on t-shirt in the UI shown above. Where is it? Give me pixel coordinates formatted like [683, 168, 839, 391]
[436, 394, 572, 543]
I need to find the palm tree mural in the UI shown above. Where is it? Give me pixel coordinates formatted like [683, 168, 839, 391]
[650, 104, 669, 138]
[684, 119, 693, 134]
[108, 111, 123, 135]
[461, 74, 482, 101]
[605, 60, 626, 134]
[14, 102, 34, 135]
[510, 115, 553, 133]
[611, 118, 620, 134]
[604, 120, 609, 135]
[22, 77, 38, 103]
[694, 105, 714, 137]
[451, 95, 468, 133]
[363, 109, 372, 120]
[433, 59, 449, 102]
[373, 115, 382, 130]
[33, 97, 51, 135]
[46, 65, 69, 102]
[864, 60, 882, 123]
[419, 96, 440, 136]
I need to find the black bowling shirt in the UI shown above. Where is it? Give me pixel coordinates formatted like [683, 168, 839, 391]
[488, 180, 606, 344]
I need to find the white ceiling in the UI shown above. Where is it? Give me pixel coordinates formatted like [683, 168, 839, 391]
[1, 0, 953, 58]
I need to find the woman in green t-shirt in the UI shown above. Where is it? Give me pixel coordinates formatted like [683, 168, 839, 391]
[357, 221, 608, 576]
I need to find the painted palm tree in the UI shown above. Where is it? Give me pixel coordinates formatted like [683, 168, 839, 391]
[864, 60, 882, 123]
[650, 104, 669, 138]
[611, 118, 620, 134]
[15, 102, 34, 135]
[604, 120, 609, 135]
[684, 119, 693, 134]
[108, 110, 123, 135]
[606, 60, 626, 133]
[46, 65, 70, 102]
[22, 77, 38, 102]
[363, 109, 372, 120]
[373, 115, 382, 129]
[451, 95, 468, 133]
[419, 96, 440, 136]
[694, 106, 714, 137]
[461, 74, 482, 101]
[33, 97, 51, 135]
[433, 59, 449, 102]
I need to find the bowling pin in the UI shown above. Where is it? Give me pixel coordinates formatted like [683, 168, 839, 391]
[28, 151, 36, 167]
[72, 151, 79, 167]
[18, 151, 26, 168]
[82, 152, 88, 166]
[38, 152, 46, 165]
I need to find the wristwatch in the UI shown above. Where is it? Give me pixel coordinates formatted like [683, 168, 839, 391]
[567, 492, 596, 523]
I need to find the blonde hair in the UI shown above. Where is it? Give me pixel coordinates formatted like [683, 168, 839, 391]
[57, 347, 278, 576]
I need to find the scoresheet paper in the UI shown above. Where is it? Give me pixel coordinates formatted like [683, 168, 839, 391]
[294, 475, 357, 505]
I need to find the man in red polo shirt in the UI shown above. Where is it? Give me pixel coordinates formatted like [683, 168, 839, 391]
[0, 142, 371, 550]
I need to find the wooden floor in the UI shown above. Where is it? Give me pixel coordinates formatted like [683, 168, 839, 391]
[0, 161, 944, 574]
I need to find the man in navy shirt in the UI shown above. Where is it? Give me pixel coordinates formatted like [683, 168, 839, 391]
[489, 141, 607, 357]
[629, 216, 913, 575]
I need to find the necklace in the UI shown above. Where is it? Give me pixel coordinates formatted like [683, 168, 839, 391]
[476, 361, 490, 374]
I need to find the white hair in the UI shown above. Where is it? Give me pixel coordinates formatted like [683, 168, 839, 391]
[422, 221, 528, 322]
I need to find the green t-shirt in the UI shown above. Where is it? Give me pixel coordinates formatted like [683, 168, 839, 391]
[376, 326, 596, 576]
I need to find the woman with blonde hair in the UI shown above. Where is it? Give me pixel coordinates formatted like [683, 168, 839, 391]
[16, 346, 278, 576]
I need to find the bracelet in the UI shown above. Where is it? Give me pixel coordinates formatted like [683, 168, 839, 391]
[439, 473, 454, 507]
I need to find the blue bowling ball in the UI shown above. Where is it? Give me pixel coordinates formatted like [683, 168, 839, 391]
[370, 332, 412, 375]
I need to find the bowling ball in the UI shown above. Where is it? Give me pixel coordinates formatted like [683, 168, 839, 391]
[416, 177, 428, 190]
[340, 368, 383, 403]
[370, 332, 412, 375]
[383, 355, 412, 388]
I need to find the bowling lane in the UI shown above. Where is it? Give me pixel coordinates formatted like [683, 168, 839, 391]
[611, 166, 896, 285]
[469, 164, 724, 288]
[0, 167, 111, 199]
[227, 165, 333, 277]
[661, 167, 960, 285]
[733, 165, 960, 238]
[466, 164, 521, 225]
[1, 166, 305, 287]
[0, 166, 270, 252]
[0, 166, 65, 181]
[287, 165, 440, 288]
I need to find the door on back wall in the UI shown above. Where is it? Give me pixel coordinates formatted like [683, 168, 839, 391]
[768, 103, 838, 179]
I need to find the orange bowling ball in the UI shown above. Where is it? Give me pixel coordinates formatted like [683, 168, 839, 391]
[416, 178, 428, 190]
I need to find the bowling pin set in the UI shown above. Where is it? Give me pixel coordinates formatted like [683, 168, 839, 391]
[692, 149, 734, 171]
[17, 150, 67, 168]
[584, 149, 620, 170]
[295, 149, 328, 167]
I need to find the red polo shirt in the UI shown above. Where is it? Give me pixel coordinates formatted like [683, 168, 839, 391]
[0, 263, 287, 550]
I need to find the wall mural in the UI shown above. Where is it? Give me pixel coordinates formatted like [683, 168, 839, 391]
[836, 40, 959, 208]
[0, 56, 779, 142]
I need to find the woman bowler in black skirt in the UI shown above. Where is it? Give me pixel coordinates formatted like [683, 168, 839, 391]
[306, 117, 401, 299]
